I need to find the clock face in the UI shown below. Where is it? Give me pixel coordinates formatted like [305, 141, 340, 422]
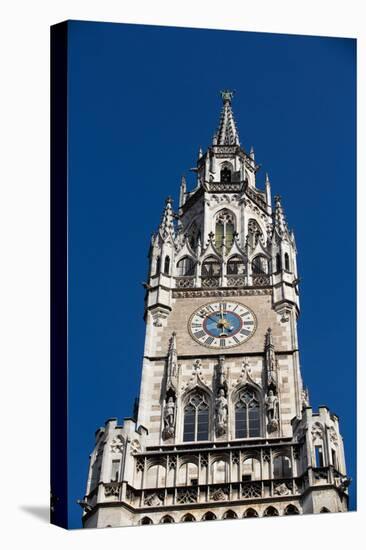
[188, 301, 257, 349]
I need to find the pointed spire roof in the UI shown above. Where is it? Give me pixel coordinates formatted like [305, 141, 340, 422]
[273, 195, 288, 235]
[214, 90, 240, 146]
[159, 196, 175, 239]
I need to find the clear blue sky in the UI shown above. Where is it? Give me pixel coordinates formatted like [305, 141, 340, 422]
[67, 21, 356, 528]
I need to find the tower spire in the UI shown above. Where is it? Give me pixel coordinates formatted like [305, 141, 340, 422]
[214, 90, 240, 146]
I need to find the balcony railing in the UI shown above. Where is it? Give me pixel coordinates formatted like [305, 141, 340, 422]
[174, 276, 195, 288]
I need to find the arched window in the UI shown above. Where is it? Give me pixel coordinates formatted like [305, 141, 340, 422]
[235, 388, 261, 438]
[243, 508, 259, 518]
[178, 460, 198, 485]
[145, 463, 167, 488]
[242, 457, 261, 481]
[276, 253, 282, 272]
[176, 257, 195, 276]
[164, 256, 170, 275]
[161, 515, 175, 523]
[223, 510, 238, 520]
[141, 516, 153, 525]
[215, 210, 235, 250]
[273, 455, 292, 478]
[155, 256, 161, 275]
[263, 506, 279, 517]
[284, 252, 290, 271]
[202, 511, 216, 521]
[252, 255, 268, 274]
[227, 256, 246, 275]
[211, 459, 228, 484]
[320, 507, 330, 513]
[181, 513, 196, 522]
[220, 166, 231, 183]
[183, 392, 209, 442]
[284, 504, 300, 516]
[201, 257, 221, 278]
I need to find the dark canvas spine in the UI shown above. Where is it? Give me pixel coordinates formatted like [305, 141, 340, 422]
[50, 21, 69, 529]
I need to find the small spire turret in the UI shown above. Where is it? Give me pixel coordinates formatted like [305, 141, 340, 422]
[159, 197, 175, 240]
[274, 195, 288, 236]
[214, 90, 240, 146]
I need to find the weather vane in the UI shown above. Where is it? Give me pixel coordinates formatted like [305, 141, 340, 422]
[220, 89, 235, 103]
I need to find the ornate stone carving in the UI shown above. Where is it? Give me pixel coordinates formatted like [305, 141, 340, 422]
[265, 390, 279, 432]
[110, 435, 124, 454]
[311, 422, 324, 442]
[262, 449, 271, 462]
[168, 455, 177, 470]
[211, 487, 229, 501]
[144, 492, 164, 507]
[301, 388, 310, 409]
[200, 454, 208, 468]
[274, 482, 291, 496]
[130, 439, 141, 454]
[252, 274, 270, 287]
[232, 451, 240, 465]
[162, 397, 176, 440]
[215, 388, 228, 436]
[104, 483, 120, 497]
[172, 288, 272, 299]
[329, 426, 338, 446]
[242, 482, 261, 498]
[175, 276, 195, 288]
[177, 488, 198, 504]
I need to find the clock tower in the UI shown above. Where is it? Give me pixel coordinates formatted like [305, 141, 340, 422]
[80, 91, 350, 527]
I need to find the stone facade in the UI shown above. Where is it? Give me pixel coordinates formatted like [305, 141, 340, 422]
[80, 91, 350, 528]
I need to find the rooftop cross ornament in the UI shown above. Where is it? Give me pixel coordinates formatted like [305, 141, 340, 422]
[220, 89, 235, 103]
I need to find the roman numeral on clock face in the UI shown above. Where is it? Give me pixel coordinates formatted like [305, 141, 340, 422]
[194, 330, 205, 339]
[232, 336, 240, 344]
[220, 339, 226, 347]
[205, 336, 214, 345]
[240, 328, 251, 336]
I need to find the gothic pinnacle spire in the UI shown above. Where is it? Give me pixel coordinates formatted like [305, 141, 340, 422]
[214, 90, 240, 146]
[159, 196, 175, 239]
[274, 195, 288, 235]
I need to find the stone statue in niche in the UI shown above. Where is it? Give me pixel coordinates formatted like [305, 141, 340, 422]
[215, 388, 228, 436]
[162, 396, 176, 440]
[265, 390, 279, 432]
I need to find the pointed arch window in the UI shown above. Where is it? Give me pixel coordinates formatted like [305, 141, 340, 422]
[215, 210, 235, 250]
[201, 257, 221, 277]
[252, 255, 268, 274]
[164, 255, 170, 275]
[284, 252, 290, 271]
[227, 256, 246, 275]
[235, 388, 261, 438]
[155, 256, 161, 275]
[220, 166, 232, 183]
[276, 253, 282, 273]
[176, 257, 195, 276]
[183, 392, 209, 442]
